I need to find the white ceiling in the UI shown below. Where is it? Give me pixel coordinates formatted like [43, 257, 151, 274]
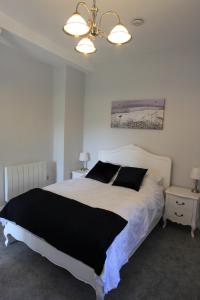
[0, 0, 200, 70]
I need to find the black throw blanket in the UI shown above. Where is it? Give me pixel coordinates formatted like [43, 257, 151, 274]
[0, 188, 127, 275]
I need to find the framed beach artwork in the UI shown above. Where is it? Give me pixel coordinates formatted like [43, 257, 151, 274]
[111, 99, 165, 130]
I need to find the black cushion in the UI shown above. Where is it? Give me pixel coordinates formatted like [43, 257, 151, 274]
[112, 166, 148, 191]
[86, 161, 121, 183]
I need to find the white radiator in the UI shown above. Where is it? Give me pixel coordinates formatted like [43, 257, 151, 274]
[4, 161, 47, 202]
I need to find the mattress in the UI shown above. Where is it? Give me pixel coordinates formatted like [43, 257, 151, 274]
[43, 176, 164, 293]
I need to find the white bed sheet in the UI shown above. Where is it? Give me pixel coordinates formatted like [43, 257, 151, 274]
[44, 177, 164, 293]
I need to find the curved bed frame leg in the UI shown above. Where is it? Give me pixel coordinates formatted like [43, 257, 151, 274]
[95, 278, 105, 300]
[96, 289, 104, 300]
[4, 228, 16, 247]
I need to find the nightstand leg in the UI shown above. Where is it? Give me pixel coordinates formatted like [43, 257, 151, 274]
[163, 217, 167, 229]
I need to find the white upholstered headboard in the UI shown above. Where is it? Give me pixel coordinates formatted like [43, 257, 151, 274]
[98, 144, 172, 189]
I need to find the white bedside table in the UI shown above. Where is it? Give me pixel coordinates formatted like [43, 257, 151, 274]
[72, 169, 89, 179]
[163, 186, 200, 238]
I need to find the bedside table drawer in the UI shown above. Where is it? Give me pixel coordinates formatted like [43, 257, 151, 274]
[164, 186, 200, 238]
[166, 206, 193, 225]
[165, 196, 194, 225]
[166, 195, 194, 211]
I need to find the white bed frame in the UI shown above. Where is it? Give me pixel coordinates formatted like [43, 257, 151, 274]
[1, 144, 172, 300]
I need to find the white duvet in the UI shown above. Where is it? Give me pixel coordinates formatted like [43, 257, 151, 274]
[44, 177, 164, 293]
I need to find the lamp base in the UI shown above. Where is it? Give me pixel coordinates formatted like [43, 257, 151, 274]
[81, 168, 88, 172]
[191, 180, 199, 193]
[191, 188, 199, 193]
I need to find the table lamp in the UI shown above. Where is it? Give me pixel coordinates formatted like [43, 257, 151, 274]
[190, 167, 200, 193]
[79, 152, 89, 171]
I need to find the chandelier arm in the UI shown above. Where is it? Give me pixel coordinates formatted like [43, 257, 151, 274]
[98, 10, 121, 32]
[98, 30, 107, 39]
[75, 2, 92, 16]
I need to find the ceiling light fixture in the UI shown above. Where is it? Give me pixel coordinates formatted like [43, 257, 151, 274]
[63, 0, 132, 55]
[131, 18, 145, 27]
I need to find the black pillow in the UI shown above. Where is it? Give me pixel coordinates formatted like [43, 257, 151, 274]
[86, 161, 121, 183]
[112, 166, 148, 191]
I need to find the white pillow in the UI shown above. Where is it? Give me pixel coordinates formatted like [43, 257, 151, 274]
[146, 170, 163, 185]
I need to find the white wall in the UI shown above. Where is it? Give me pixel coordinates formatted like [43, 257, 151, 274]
[0, 43, 85, 205]
[53, 65, 85, 181]
[53, 67, 66, 182]
[0, 43, 55, 204]
[83, 47, 200, 188]
[64, 65, 85, 179]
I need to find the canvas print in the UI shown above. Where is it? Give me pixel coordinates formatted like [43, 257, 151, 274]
[111, 99, 165, 129]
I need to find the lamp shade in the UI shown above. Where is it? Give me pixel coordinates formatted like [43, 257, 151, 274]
[63, 13, 90, 37]
[107, 24, 132, 45]
[190, 167, 200, 180]
[79, 152, 89, 162]
[75, 37, 96, 54]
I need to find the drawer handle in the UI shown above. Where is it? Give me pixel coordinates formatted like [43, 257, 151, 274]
[174, 212, 183, 218]
[176, 201, 185, 206]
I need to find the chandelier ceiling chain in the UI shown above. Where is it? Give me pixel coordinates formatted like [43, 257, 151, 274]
[63, 0, 132, 55]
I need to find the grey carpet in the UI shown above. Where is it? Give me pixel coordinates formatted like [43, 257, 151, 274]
[0, 222, 200, 300]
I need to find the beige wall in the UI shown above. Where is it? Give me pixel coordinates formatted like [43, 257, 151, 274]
[83, 47, 200, 188]
[0, 44, 54, 204]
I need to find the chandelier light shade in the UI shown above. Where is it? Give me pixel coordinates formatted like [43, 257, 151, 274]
[107, 24, 132, 45]
[76, 37, 96, 54]
[63, 13, 90, 37]
[63, 0, 132, 55]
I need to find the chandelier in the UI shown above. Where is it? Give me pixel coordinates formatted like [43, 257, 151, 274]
[63, 0, 132, 55]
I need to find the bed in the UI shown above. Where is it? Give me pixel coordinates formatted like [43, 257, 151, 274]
[0, 144, 172, 300]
